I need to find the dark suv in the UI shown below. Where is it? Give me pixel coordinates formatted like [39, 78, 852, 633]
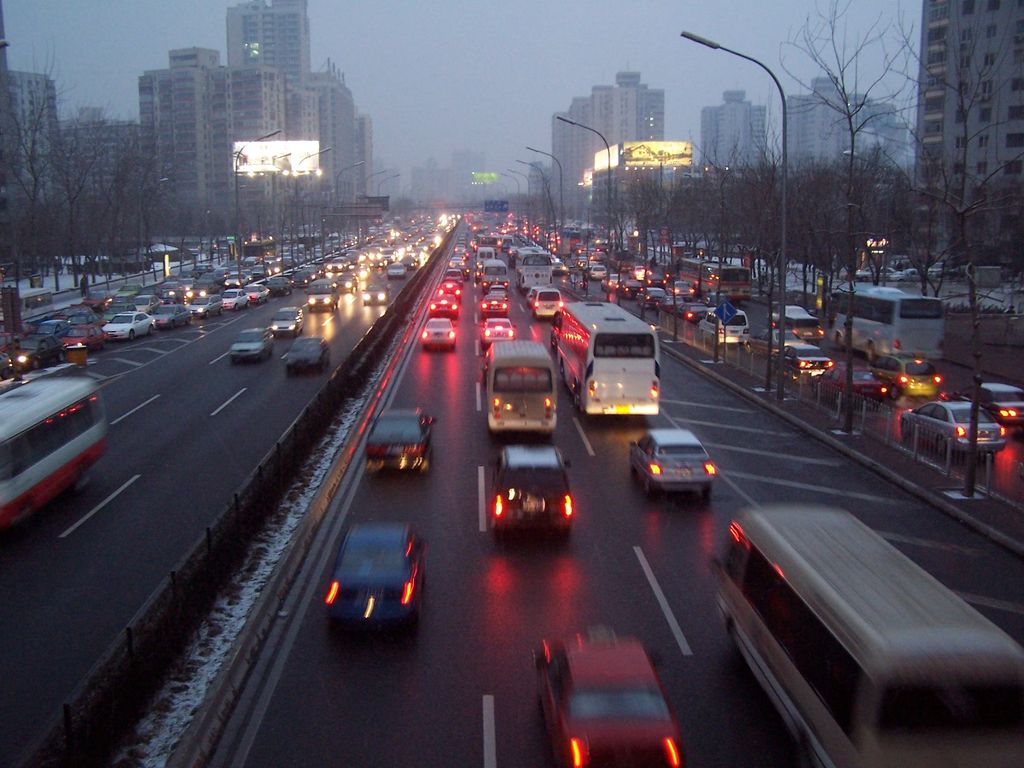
[490, 445, 573, 539]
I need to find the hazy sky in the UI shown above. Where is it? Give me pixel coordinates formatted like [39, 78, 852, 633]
[5, 0, 918, 191]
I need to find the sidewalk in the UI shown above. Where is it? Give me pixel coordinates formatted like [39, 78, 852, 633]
[557, 280, 1024, 560]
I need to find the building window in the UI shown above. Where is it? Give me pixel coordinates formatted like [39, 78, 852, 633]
[925, 95, 945, 113]
[987, 24, 998, 37]
[984, 53, 997, 66]
[979, 133, 990, 147]
[963, 0, 976, 11]
[1006, 133, 1024, 147]
[1013, 78, 1024, 91]
[987, 0, 1000, 8]
[960, 53, 972, 68]
[928, 27, 947, 44]
[977, 161, 989, 175]
[1010, 105, 1024, 119]
[980, 107, 992, 121]
[1004, 160, 1023, 174]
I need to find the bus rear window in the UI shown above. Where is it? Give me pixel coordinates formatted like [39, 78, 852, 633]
[493, 366, 553, 393]
[594, 333, 655, 358]
[899, 299, 943, 319]
[878, 683, 1024, 731]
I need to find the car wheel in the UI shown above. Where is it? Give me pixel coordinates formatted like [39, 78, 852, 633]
[128, 329, 135, 340]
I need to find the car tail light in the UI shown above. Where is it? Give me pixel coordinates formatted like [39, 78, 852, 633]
[430, 303, 437, 311]
[999, 426, 1007, 436]
[880, 386, 888, 394]
[400, 577, 415, 605]
[436, 288, 444, 296]
[484, 329, 491, 337]
[448, 330, 456, 339]
[421, 330, 429, 339]
[588, 379, 597, 398]
[934, 375, 942, 384]
[452, 303, 458, 311]
[324, 580, 340, 605]
[501, 302, 507, 310]
[651, 380, 659, 399]
[534, 301, 540, 309]
[509, 328, 515, 337]
[649, 463, 663, 475]
[955, 426, 967, 438]
[664, 737, 682, 767]
[494, 495, 504, 517]
[544, 397, 552, 417]
[569, 737, 587, 767]
[563, 495, 573, 518]
[558, 301, 564, 308]
[481, 301, 488, 310]
[704, 462, 717, 476]
[1001, 408, 1017, 417]
[899, 375, 909, 385]
[799, 360, 810, 368]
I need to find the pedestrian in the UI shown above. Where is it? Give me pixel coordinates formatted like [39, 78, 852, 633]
[79, 274, 88, 297]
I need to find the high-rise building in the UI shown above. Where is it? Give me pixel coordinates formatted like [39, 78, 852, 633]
[699, 90, 767, 167]
[226, 0, 310, 90]
[309, 65, 355, 201]
[354, 114, 373, 196]
[0, 0, 11, 266]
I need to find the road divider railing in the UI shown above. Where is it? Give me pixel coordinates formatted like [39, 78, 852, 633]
[17, 226, 458, 768]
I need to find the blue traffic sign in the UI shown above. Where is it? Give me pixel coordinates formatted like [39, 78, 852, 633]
[484, 199, 509, 212]
[714, 300, 738, 324]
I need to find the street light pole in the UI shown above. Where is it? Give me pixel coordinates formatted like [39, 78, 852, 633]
[334, 160, 365, 203]
[516, 159, 556, 233]
[681, 31, 788, 401]
[500, 171, 521, 196]
[361, 168, 393, 197]
[377, 172, 400, 195]
[557, 115, 613, 254]
[526, 146, 564, 235]
[234, 128, 281, 278]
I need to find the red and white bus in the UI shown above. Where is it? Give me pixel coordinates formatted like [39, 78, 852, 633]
[552, 301, 660, 415]
[677, 257, 752, 303]
[0, 377, 108, 529]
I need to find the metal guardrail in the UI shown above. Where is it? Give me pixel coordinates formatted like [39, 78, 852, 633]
[17, 230, 457, 768]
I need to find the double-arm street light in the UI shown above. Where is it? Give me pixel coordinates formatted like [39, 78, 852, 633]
[500, 171, 521, 196]
[681, 30, 788, 402]
[516, 159, 557, 232]
[377, 172, 400, 195]
[527, 146, 564, 234]
[334, 160, 365, 202]
[557, 115, 613, 253]
[284, 146, 332, 261]
[361, 168, 394, 197]
[234, 128, 281, 275]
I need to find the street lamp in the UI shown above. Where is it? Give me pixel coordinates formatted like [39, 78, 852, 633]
[361, 168, 394, 197]
[500, 171, 521, 196]
[557, 115, 613, 254]
[377, 172, 400, 195]
[286, 146, 332, 262]
[234, 128, 281, 278]
[681, 30, 788, 402]
[334, 160, 365, 202]
[517, 159, 557, 233]
[527, 146, 564, 234]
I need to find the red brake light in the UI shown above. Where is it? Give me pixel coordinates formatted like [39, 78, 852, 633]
[430, 303, 437, 310]
[899, 375, 909, 384]
[563, 494, 573, 518]
[324, 580, 340, 605]
[400, 578, 415, 605]
[650, 380, 659, 399]
[1000, 426, 1007, 436]
[649, 463, 662, 475]
[934, 375, 942, 384]
[569, 737, 586, 767]
[494, 494, 504, 517]
[955, 425, 967, 438]
[485, 329, 491, 337]
[664, 737, 682, 767]
[704, 462, 717, 476]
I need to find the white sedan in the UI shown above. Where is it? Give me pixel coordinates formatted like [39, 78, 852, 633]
[221, 288, 250, 311]
[244, 283, 270, 305]
[103, 311, 154, 341]
[421, 318, 456, 351]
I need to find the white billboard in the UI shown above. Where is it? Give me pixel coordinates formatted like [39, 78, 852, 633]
[233, 140, 322, 174]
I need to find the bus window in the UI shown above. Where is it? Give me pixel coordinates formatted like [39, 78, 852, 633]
[493, 366, 552, 393]
[594, 333, 655, 358]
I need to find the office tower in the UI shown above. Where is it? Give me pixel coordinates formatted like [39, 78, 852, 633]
[309, 65, 356, 201]
[699, 90, 767, 167]
[226, 0, 310, 90]
[354, 114, 373, 196]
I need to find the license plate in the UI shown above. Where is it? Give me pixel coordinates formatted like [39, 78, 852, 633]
[613, 405, 631, 414]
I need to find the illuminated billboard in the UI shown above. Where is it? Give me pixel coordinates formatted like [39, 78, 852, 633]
[472, 172, 499, 184]
[234, 140, 322, 174]
[594, 141, 694, 173]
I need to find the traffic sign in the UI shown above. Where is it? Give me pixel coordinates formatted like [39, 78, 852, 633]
[714, 300, 738, 324]
[484, 199, 509, 212]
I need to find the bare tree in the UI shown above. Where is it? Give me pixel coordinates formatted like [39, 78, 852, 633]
[50, 115, 102, 290]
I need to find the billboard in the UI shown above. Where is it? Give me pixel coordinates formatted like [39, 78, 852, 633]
[594, 141, 694, 173]
[233, 140, 322, 174]
[471, 172, 499, 185]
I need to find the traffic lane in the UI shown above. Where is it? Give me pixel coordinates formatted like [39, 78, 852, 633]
[0, 292, 393, 760]
[233, 303, 794, 767]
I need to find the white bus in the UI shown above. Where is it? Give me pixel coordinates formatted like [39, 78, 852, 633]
[0, 377, 108, 529]
[715, 504, 1024, 768]
[831, 286, 944, 361]
[552, 301, 660, 415]
[484, 341, 557, 434]
[514, 248, 554, 293]
[480, 258, 511, 293]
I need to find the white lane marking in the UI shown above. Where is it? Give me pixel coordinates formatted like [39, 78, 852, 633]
[957, 592, 1024, 617]
[132, 346, 172, 354]
[879, 531, 981, 556]
[725, 470, 897, 503]
[210, 387, 247, 416]
[698, 442, 843, 466]
[110, 357, 145, 367]
[572, 416, 596, 457]
[482, 695, 497, 768]
[476, 381, 482, 412]
[478, 465, 487, 532]
[209, 349, 232, 365]
[475, 340, 481, 357]
[660, 398, 753, 413]
[718, 473, 759, 507]
[59, 474, 141, 538]
[678, 418, 791, 436]
[109, 394, 161, 426]
[633, 546, 693, 656]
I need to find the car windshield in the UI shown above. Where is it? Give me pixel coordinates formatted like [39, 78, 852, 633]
[110, 314, 135, 323]
[568, 688, 670, 720]
[235, 331, 264, 343]
[502, 468, 567, 494]
[946, 403, 994, 424]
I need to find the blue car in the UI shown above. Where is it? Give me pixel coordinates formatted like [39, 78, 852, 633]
[324, 523, 425, 628]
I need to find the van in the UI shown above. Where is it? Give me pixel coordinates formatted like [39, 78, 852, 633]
[477, 246, 497, 262]
[485, 340, 556, 434]
[698, 309, 750, 345]
[529, 288, 563, 319]
[773, 305, 824, 342]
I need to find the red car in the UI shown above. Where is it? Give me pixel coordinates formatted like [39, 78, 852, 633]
[61, 324, 107, 351]
[480, 293, 509, 319]
[428, 295, 459, 319]
[819, 363, 889, 400]
[437, 280, 462, 298]
[536, 633, 684, 767]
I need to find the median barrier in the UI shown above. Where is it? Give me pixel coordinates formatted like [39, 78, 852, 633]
[17, 229, 458, 768]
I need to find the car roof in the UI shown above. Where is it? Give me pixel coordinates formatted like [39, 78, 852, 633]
[503, 445, 562, 468]
[789, 343, 826, 354]
[565, 638, 658, 686]
[344, 522, 411, 548]
[645, 428, 703, 447]
[982, 383, 1024, 396]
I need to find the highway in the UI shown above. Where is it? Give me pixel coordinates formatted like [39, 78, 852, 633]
[0, 269, 397, 762]
[204, 252, 1024, 767]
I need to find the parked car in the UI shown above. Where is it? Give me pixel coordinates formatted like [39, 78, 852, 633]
[188, 294, 223, 318]
[61, 324, 107, 351]
[152, 303, 193, 329]
[103, 311, 154, 340]
[629, 428, 716, 499]
[323, 523, 425, 628]
[12, 335, 64, 372]
[365, 408, 433, 472]
[900, 400, 1007, 454]
[870, 354, 943, 400]
[229, 327, 274, 363]
[0, 351, 13, 379]
[284, 336, 330, 374]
